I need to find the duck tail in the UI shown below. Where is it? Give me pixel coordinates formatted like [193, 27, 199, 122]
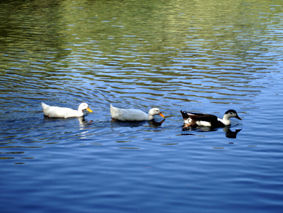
[110, 104, 116, 110]
[180, 110, 190, 119]
[41, 102, 48, 109]
[110, 104, 115, 117]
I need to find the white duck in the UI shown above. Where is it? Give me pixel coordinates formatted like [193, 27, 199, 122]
[41, 102, 93, 118]
[110, 104, 165, 121]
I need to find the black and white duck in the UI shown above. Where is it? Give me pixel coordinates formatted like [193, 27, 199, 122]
[180, 109, 241, 129]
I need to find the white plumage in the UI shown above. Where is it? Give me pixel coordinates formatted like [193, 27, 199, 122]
[41, 102, 93, 118]
[110, 104, 165, 121]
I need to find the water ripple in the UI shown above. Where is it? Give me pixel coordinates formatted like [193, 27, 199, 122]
[1, 0, 283, 212]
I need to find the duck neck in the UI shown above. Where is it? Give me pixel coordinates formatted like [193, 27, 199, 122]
[219, 114, 231, 126]
[77, 108, 85, 116]
[148, 113, 154, 121]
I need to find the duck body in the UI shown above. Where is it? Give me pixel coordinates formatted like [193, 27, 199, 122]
[41, 102, 92, 118]
[180, 109, 241, 129]
[110, 104, 164, 121]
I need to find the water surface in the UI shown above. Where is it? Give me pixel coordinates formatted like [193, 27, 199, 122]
[1, 0, 283, 212]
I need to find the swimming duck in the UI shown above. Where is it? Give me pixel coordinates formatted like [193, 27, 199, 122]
[41, 102, 93, 118]
[110, 104, 165, 121]
[180, 109, 241, 129]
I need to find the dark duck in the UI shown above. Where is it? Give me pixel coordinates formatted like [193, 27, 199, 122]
[180, 109, 241, 129]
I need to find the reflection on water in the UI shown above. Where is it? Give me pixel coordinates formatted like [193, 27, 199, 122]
[0, 0, 283, 212]
[182, 125, 242, 138]
[78, 117, 93, 129]
[223, 127, 242, 139]
[111, 118, 165, 128]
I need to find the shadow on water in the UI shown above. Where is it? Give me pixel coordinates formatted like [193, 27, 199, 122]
[110, 119, 165, 128]
[182, 125, 242, 139]
[43, 115, 93, 124]
[223, 127, 242, 138]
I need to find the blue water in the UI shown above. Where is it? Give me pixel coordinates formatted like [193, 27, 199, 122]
[1, 0, 283, 212]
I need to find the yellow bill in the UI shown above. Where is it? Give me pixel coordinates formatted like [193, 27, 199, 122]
[159, 113, 165, 118]
[87, 107, 93, 113]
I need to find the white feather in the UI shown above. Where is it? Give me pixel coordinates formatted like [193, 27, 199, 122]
[41, 102, 91, 118]
[110, 104, 163, 121]
[196, 120, 211, 127]
[218, 118, 230, 126]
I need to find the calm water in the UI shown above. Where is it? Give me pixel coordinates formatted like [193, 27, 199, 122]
[1, 0, 283, 212]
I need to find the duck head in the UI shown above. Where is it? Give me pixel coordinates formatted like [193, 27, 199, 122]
[148, 108, 165, 120]
[78, 103, 93, 113]
[224, 109, 241, 120]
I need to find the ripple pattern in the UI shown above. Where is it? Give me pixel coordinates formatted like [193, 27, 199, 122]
[1, 0, 283, 213]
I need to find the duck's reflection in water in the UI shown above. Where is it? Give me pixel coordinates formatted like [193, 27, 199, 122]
[182, 125, 242, 138]
[111, 119, 165, 128]
[148, 119, 165, 127]
[78, 117, 93, 129]
[223, 127, 241, 138]
[77, 117, 94, 140]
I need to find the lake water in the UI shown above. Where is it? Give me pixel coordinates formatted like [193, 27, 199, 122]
[1, 0, 283, 212]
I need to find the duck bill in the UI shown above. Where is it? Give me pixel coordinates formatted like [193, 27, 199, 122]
[236, 115, 241, 120]
[159, 113, 165, 118]
[87, 107, 93, 113]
